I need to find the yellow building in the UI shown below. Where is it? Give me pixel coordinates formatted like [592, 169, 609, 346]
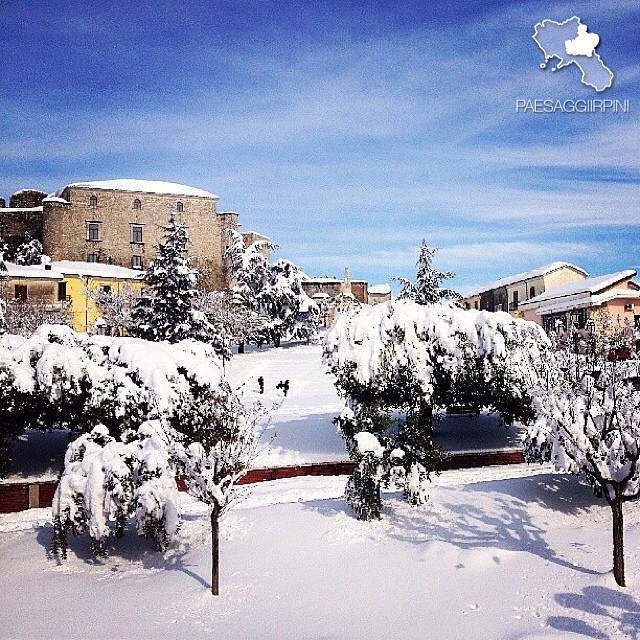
[41, 261, 144, 333]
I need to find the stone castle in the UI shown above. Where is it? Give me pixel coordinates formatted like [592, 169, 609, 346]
[0, 179, 264, 290]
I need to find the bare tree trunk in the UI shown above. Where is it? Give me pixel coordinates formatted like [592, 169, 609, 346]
[211, 505, 220, 595]
[238, 342, 245, 354]
[612, 487, 625, 587]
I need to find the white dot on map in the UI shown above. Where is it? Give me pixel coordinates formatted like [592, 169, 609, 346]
[540, 63, 546, 69]
[552, 67, 557, 72]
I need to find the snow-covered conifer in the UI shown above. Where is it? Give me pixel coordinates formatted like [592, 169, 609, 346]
[395, 240, 460, 304]
[130, 213, 213, 344]
[224, 230, 318, 347]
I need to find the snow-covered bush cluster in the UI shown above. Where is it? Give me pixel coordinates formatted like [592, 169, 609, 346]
[225, 229, 319, 347]
[0, 324, 227, 475]
[326, 300, 549, 519]
[52, 421, 180, 558]
[0, 323, 257, 575]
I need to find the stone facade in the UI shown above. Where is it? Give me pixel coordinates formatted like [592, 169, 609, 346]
[41, 181, 241, 291]
[0, 200, 43, 258]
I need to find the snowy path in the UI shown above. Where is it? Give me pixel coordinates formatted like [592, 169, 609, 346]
[225, 342, 349, 467]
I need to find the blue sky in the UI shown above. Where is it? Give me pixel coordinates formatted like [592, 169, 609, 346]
[1, 0, 639, 292]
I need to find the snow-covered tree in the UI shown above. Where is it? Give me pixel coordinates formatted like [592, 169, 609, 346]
[395, 240, 460, 304]
[195, 290, 267, 358]
[325, 300, 546, 519]
[15, 232, 44, 266]
[0, 325, 228, 476]
[90, 283, 138, 336]
[130, 214, 213, 344]
[524, 326, 640, 586]
[176, 391, 258, 595]
[26, 325, 259, 593]
[259, 258, 319, 346]
[0, 244, 7, 336]
[225, 229, 319, 347]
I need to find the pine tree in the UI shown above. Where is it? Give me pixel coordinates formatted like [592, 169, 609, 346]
[395, 240, 460, 304]
[130, 213, 213, 343]
[15, 232, 44, 266]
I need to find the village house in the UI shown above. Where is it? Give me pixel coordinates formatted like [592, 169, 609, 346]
[1, 261, 66, 310]
[1, 260, 144, 333]
[42, 260, 144, 334]
[461, 262, 588, 316]
[519, 269, 640, 336]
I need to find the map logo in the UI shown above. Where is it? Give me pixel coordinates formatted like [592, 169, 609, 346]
[533, 17, 614, 92]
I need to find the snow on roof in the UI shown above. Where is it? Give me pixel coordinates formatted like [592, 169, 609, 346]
[44, 260, 145, 280]
[54, 179, 219, 199]
[0, 206, 43, 213]
[519, 270, 640, 315]
[312, 292, 331, 299]
[303, 276, 367, 284]
[464, 262, 588, 298]
[304, 276, 341, 283]
[42, 196, 69, 204]
[522, 270, 637, 305]
[4, 262, 64, 279]
[241, 230, 271, 240]
[369, 284, 391, 295]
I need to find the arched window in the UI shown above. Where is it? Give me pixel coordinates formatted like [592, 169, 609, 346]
[133, 198, 142, 209]
[89, 194, 98, 207]
[175, 201, 184, 212]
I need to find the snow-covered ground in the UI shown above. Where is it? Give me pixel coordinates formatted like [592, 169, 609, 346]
[3, 342, 640, 639]
[2, 467, 640, 639]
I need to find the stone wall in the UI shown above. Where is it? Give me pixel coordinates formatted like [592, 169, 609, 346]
[0, 209, 44, 257]
[9, 189, 47, 208]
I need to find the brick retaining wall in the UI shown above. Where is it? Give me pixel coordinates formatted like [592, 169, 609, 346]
[0, 449, 525, 514]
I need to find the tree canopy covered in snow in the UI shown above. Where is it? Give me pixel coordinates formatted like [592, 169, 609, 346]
[224, 229, 319, 347]
[325, 300, 547, 519]
[523, 327, 640, 586]
[0, 323, 261, 587]
[395, 241, 460, 305]
[130, 214, 215, 345]
[0, 324, 229, 476]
